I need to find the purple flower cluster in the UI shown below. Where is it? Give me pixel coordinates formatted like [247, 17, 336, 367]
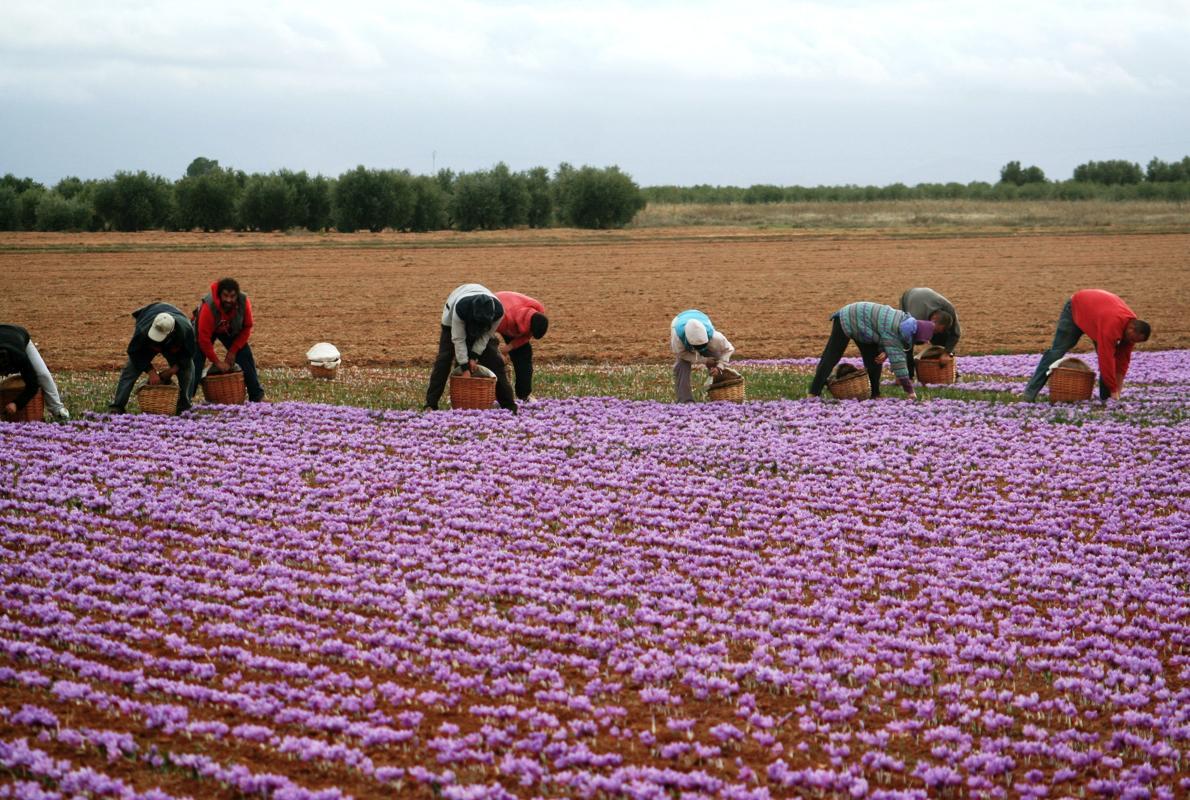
[1, 350, 1187, 798]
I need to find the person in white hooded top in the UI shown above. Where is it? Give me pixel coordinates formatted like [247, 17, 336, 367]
[670, 309, 735, 403]
[425, 283, 517, 412]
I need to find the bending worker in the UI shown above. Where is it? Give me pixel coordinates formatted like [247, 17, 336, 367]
[108, 303, 196, 415]
[670, 309, 734, 403]
[0, 324, 70, 421]
[899, 287, 960, 381]
[808, 301, 940, 400]
[425, 283, 517, 413]
[1022, 289, 1151, 402]
[495, 291, 548, 402]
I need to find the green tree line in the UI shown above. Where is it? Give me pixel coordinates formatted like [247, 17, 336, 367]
[3, 155, 1187, 231]
[646, 156, 1190, 204]
[0, 159, 646, 232]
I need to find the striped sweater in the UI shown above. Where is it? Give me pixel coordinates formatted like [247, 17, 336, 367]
[833, 302, 914, 380]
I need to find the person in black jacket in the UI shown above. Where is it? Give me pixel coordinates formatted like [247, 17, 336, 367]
[0, 324, 69, 421]
[108, 303, 197, 415]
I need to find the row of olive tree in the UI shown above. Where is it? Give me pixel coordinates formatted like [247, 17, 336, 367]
[643, 155, 1190, 205]
[0, 159, 646, 233]
[646, 179, 1190, 205]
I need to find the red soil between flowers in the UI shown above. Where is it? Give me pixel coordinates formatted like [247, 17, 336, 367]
[0, 229, 1186, 371]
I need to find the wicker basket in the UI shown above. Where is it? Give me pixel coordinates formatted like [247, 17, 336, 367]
[136, 384, 179, 415]
[308, 364, 337, 380]
[916, 354, 956, 385]
[450, 374, 497, 410]
[0, 377, 44, 422]
[504, 361, 514, 386]
[201, 370, 247, 404]
[1048, 363, 1095, 402]
[827, 369, 871, 400]
[707, 368, 745, 402]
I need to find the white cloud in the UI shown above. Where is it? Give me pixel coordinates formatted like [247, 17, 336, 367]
[2, 0, 1188, 184]
[4, 0, 1188, 92]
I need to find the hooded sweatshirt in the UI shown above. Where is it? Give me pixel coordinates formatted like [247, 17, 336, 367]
[441, 284, 504, 366]
[195, 281, 254, 363]
[1070, 289, 1138, 395]
[0, 324, 38, 409]
[128, 303, 196, 369]
[495, 291, 546, 351]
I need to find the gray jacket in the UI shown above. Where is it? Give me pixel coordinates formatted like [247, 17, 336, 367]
[900, 288, 960, 352]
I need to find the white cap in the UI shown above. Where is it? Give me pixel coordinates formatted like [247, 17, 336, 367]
[148, 313, 175, 342]
[684, 319, 709, 346]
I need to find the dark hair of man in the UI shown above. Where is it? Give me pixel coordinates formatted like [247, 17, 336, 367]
[1131, 319, 1151, 341]
[530, 313, 549, 339]
[216, 277, 240, 296]
[931, 310, 954, 330]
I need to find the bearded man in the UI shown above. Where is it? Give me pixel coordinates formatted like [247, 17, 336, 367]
[188, 277, 265, 403]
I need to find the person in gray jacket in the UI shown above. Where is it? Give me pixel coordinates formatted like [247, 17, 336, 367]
[899, 288, 959, 381]
[424, 284, 517, 413]
[108, 303, 196, 415]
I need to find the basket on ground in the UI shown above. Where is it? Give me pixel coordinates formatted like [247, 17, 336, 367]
[306, 342, 341, 380]
[0, 377, 44, 422]
[916, 347, 956, 385]
[1048, 358, 1095, 402]
[450, 374, 497, 410]
[827, 367, 870, 400]
[707, 368, 745, 402]
[136, 384, 179, 415]
[201, 370, 247, 404]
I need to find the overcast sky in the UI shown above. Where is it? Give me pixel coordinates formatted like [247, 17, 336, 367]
[3, 0, 1188, 188]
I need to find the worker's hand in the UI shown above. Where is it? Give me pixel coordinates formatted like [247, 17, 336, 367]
[468, 359, 478, 374]
[1110, 390, 1121, 401]
[498, 343, 510, 356]
[218, 358, 234, 373]
[147, 370, 162, 386]
[875, 352, 887, 365]
[4, 402, 16, 416]
[708, 366, 722, 378]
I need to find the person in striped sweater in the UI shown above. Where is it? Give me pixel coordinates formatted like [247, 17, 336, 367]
[808, 302, 939, 400]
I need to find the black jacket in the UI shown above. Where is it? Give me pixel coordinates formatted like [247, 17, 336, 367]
[128, 303, 197, 369]
[0, 324, 37, 409]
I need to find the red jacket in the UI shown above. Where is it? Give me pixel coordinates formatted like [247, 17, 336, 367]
[196, 281, 254, 363]
[1070, 289, 1136, 394]
[495, 292, 545, 351]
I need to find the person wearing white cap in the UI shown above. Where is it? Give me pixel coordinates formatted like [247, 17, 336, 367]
[108, 302, 197, 414]
[670, 309, 735, 403]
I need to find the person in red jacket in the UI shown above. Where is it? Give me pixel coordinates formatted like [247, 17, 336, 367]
[187, 277, 265, 403]
[1022, 289, 1151, 401]
[494, 291, 548, 401]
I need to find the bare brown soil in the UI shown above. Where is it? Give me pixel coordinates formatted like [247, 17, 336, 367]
[1, 229, 1186, 370]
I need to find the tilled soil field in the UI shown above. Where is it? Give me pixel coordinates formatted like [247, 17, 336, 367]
[1, 229, 1186, 370]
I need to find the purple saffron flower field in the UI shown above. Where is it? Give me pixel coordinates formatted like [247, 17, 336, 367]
[1, 352, 1188, 799]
